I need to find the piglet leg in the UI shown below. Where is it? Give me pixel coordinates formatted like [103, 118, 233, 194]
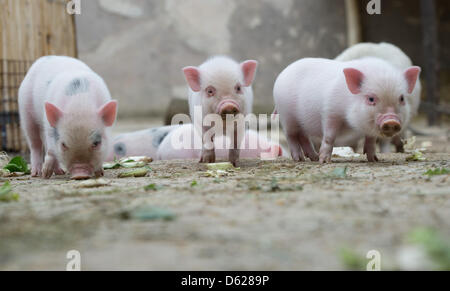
[364, 136, 379, 162]
[42, 152, 58, 179]
[23, 118, 44, 177]
[200, 125, 215, 164]
[391, 135, 404, 153]
[319, 118, 342, 163]
[299, 132, 319, 162]
[228, 122, 244, 167]
[286, 131, 305, 162]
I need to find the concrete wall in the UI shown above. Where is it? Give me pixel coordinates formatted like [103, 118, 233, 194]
[76, 0, 348, 117]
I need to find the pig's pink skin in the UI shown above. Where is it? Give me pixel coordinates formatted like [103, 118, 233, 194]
[156, 124, 284, 161]
[183, 56, 258, 166]
[273, 57, 420, 163]
[106, 125, 178, 161]
[18, 56, 117, 179]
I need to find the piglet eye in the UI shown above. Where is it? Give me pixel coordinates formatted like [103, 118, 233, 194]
[205, 86, 216, 97]
[366, 95, 377, 106]
[92, 141, 102, 149]
[399, 95, 405, 104]
[61, 143, 68, 150]
[235, 84, 242, 94]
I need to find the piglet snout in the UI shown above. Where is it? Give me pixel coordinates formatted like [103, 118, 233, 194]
[377, 114, 402, 137]
[217, 99, 240, 118]
[70, 164, 94, 180]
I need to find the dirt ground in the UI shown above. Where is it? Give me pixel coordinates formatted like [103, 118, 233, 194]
[0, 118, 449, 271]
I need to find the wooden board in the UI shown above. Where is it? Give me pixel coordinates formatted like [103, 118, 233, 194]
[0, 0, 77, 152]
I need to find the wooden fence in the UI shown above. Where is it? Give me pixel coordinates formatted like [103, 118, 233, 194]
[0, 0, 77, 152]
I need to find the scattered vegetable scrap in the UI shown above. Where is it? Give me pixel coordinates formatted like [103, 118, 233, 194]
[104, 156, 153, 170]
[403, 136, 417, 152]
[1, 156, 30, 177]
[118, 167, 150, 178]
[206, 162, 234, 171]
[75, 178, 111, 188]
[424, 168, 450, 177]
[406, 150, 426, 162]
[0, 181, 19, 202]
[204, 170, 228, 178]
[329, 167, 348, 179]
[332, 147, 360, 158]
[144, 183, 162, 191]
[408, 228, 450, 270]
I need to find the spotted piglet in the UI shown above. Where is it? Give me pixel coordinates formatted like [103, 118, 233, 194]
[182, 56, 258, 166]
[273, 57, 420, 163]
[18, 56, 118, 179]
[106, 125, 178, 161]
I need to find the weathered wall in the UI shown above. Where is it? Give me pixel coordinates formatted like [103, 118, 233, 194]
[76, 0, 348, 117]
[360, 0, 450, 105]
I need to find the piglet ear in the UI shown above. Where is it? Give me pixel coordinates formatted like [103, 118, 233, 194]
[343, 68, 365, 94]
[404, 66, 421, 94]
[241, 60, 258, 87]
[182, 66, 201, 92]
[45, 102, 64, 127]
[98, 100, 118, 127]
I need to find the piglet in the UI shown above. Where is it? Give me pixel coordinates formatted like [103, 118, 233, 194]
[156, 124, 285, 161]
[106, 125, 178, 161]
[182, 56, 258, 166]
[273, 57, 420, 163]
[335, 42, 422, 153]
[19, 56, 118, 179]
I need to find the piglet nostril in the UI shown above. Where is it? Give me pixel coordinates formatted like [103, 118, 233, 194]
[381, 120, 402, 136]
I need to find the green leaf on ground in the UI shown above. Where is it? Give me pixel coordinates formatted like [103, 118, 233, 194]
[3, 156, 30, 174]
[424, 168, 450, 176]
[0, 181, 19, 202]
[408, 228, 450, 270]
[144, 183, 162, 191]
[406, 150, 426, 162]
[124, 206, 176, 221]
[330, 167, 348, 178]
[338, 247, 366, 270]
[206, 162, 234, 171]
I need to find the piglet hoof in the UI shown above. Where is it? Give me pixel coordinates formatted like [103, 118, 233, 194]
[54, 167, 65, 176]
[41, 167, 54, 179]
[200, 151, 215, 164]
[291, 152, 305, 162]
[319, 153, 332, 164]
[307, 153, 319, 162]
[31, 167, 42, 177]
[395, 145, 405, 153]
[229, 159, 238, 167]
[366, 154, 379, 163]
[95, 169, 104, 178]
